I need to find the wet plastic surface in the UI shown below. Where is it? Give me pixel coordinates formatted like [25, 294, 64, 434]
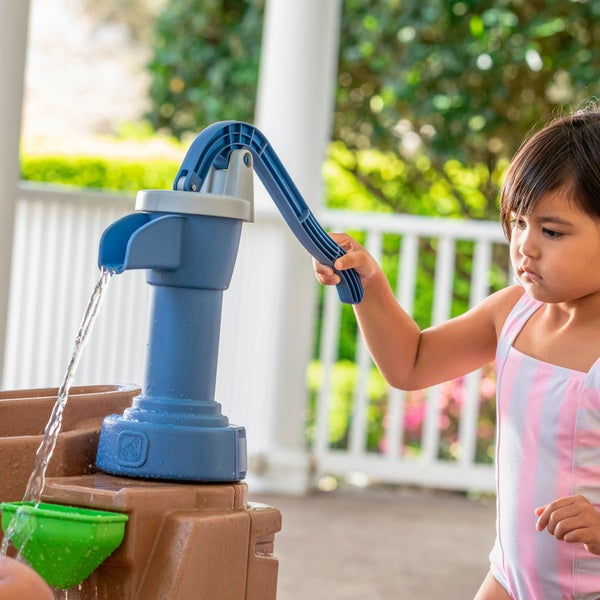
[42, 475, 281, 599]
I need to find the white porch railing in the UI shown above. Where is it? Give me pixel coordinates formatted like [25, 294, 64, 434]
[313, 210, 509, 492]
[3, 183, 508, 493]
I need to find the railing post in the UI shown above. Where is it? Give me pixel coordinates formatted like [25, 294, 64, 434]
[0, 1, 30, 388]
[458, 239, 493, 466]
[422, 237, 456, 464]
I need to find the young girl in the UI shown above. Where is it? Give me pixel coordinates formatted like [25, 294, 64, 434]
[314, 108, 600, 599]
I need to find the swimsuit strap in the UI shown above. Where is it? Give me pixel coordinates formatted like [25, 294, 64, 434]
[496, 291, 543, 366]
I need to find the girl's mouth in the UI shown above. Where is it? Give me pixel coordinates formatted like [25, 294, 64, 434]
[519, 265, 542, 282]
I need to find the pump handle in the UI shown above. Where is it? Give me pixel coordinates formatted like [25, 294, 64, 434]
[173, 121, 363, 305]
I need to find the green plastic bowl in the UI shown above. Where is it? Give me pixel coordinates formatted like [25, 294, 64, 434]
[1, 501, 128, 589]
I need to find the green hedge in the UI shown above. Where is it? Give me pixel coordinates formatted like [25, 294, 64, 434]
[21, 155, 181, 194]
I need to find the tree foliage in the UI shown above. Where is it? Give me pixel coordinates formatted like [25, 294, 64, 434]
[147, 0, 264, 137]
[337, 0, 600, 163]
[146, 0, 600, 217]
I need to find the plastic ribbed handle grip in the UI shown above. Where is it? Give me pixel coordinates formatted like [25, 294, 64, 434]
[173, 121, 363, 304]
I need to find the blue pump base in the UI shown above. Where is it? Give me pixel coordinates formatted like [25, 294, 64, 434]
[95, 415, 247, 482]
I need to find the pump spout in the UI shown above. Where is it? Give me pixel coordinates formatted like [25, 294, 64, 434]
[98, 213, 184, 273]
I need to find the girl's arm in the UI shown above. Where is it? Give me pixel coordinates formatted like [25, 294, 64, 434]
[315, 233, 523, 390]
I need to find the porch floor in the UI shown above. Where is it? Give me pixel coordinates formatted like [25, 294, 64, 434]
[253, 485, 497, 600]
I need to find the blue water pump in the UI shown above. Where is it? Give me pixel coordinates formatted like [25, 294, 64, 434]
[95, 121, 363, 482]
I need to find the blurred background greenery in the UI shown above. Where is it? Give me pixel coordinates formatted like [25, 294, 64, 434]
[29, 0, 600, 218]
[142, 0, 600, 219]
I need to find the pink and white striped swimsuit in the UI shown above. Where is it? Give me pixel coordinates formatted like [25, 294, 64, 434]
[490, 292, 600, 599]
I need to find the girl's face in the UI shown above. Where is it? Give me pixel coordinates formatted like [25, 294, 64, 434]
[510, 187, 600, 304]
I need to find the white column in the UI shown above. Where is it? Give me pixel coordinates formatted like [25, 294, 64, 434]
[247, 0, 342, 493]
[0, 1, 30, 388]
[254, 0, 342, 213]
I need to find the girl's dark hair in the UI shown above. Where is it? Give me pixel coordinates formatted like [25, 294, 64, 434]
[500, 106, 600, 239]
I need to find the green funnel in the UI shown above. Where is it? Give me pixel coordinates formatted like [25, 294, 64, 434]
[0, 501, 128, 589]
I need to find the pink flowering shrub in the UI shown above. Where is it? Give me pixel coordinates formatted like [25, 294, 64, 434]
[307, 360, 497, 464]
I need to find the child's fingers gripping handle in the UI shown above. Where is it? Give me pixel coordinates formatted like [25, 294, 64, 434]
[335, 268, 363, 304]
[329, 241, 363, 304]
[297, 214, 363, 304]
[312, 255, 362, 304]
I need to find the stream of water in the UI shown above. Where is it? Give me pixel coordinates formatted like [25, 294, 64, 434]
[1, 267, 114, 557]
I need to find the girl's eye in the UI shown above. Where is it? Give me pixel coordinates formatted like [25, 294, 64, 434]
[542, 228, 563, 239]
[510, 217, 526, 229]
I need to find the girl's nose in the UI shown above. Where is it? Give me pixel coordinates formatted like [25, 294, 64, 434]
[517, 229, 539, 258]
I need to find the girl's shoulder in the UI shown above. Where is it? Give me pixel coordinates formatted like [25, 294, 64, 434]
[480, 285, 527, 339]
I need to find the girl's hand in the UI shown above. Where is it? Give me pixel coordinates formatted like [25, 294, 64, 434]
[535, 494, 600, 555]
[313, 233, 383, 289]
